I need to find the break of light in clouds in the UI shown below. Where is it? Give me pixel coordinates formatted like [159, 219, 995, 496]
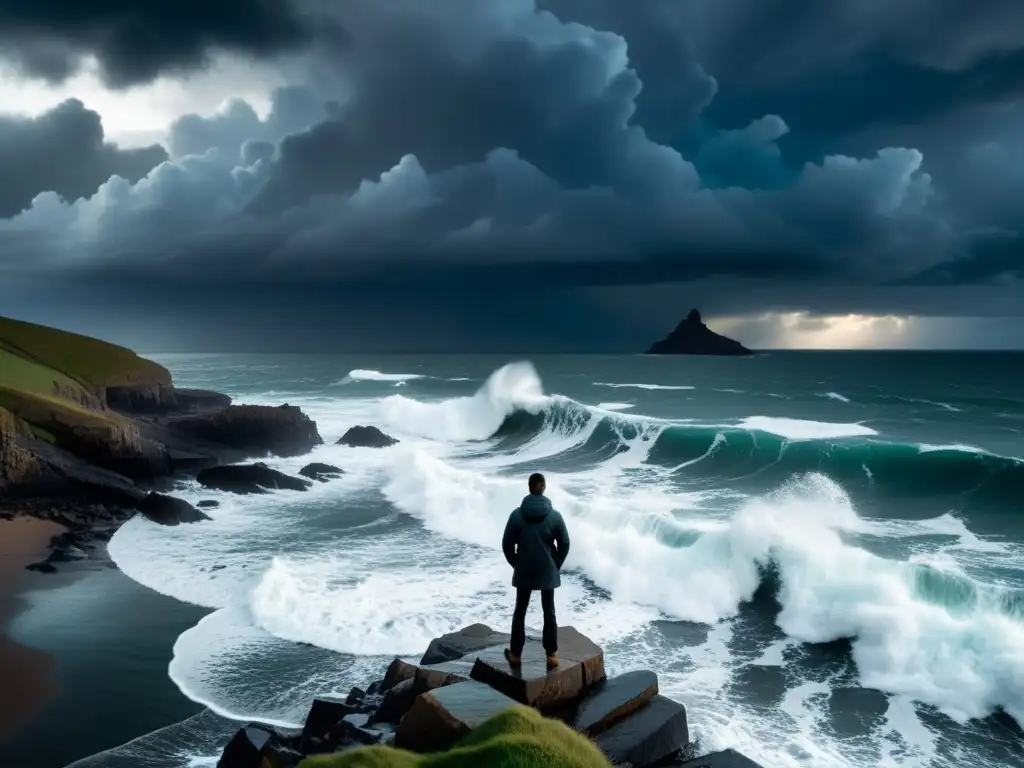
[0, 55, 284, 146]
[1, 0, 1023, 351]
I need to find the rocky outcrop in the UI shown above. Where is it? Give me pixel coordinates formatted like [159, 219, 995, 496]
[167, 404, 323, 457]
[336, 425, 398, 448]
[0, 406, 51, 493]
[135, 492, 210, 526]
[298, 463, 344, 482]
[196, 463, 312, 495]
[420, 623, 511, 665]
[646, 309, 753, 356]
[469, 627, 605, 711]
[58, 421, 171, 480]
[395, 681, 519, 752]
[107, 384, 232, 414]
[213, 623, 763, 768]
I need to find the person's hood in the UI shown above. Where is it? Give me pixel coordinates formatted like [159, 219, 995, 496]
[520, 493, 551, 521]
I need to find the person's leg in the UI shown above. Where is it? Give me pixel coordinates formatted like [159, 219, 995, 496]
[541, 589, 558, 661]
[509, 588, 532, 661]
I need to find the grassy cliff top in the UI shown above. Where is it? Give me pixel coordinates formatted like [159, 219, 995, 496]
[300, 705, 613, 768]
[0, 315, 171, 393]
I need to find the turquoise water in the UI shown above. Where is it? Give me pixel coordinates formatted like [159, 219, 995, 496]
[6, 352, 1024, 768]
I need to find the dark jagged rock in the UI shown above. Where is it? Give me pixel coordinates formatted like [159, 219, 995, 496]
[420, 622, 511, 665]
[594, 694, 689, 768]
[298, 462, 344, 482]
[300, 697, 358, 751]
[394, 680, 519, 753]
[136, 492, 210, 526]
[196, 463, 312, 495]
[572, 670, 659, 736]
[168, 404, 323, 457]
[345, 686, 366, 705]
[382, 658, 419, 691]
[197, 499, 220, 508]
[369, 678, 416, 725]
[25, 561, 57, 573]
[107, 384, 232, 414]
[646, 309, 753, 356]
[328, 714, 381, 747]
[674, 749, 765, 768]
[336, 425, 398, 448]
[469, 627, 605, 712]
[217, 724, 301, 768]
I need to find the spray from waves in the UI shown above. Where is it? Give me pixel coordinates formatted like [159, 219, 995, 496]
[819, 391, 851, 403]
[595, 381, 694, 391]
[338, 369, 426, 384]
[376, 361, 549, 441]
[383, 454, 1024, 727]
[598, 402, 635, 411]
[737, 416, 874, 439]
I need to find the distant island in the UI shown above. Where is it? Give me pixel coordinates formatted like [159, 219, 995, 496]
[646, 309, 753, 356]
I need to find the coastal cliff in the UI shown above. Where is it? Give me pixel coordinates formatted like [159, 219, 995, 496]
[646, 310, 752, 356]
[0, 315, 323, 564]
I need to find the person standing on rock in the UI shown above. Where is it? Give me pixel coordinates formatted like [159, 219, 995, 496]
[501, 472, 570, 669]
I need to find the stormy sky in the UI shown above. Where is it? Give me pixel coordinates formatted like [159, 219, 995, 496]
[1, 0, 1023, 351]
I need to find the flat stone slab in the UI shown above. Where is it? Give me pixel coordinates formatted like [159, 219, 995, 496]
[420, 623, 511, 665]
[394, 681, 518, 753]
[674, 749, 765, 768]
[572, 670, 659, 736]
[469, 626, 605, 713]
[595, 694, 689, 768]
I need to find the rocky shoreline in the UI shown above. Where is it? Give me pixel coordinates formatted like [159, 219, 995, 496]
[214, 624, 764, 768]
[1, 378, 410, 573]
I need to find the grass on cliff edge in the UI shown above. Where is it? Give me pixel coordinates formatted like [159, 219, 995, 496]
[0, 315, 170, 393]
[299, 705, 613, 768]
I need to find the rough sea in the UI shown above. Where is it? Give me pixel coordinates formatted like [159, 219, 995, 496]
[67, 352, 1024, 768]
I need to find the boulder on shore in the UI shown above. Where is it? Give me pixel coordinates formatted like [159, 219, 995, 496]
[420, 623, 511, 666]
[394, 681, 519, 753]
[136, 492, 210, 525]
[168, 404, 323, 457]
[469, 626, 605, 712]
[336, 425, 398, 448]
[298, 462, 344, 482]
[197, 463, 312, 495]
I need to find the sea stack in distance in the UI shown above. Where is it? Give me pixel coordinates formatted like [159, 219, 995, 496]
[646, 309, 753, 356]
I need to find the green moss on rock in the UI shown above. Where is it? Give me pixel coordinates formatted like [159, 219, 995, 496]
[300, 705, 613, 768]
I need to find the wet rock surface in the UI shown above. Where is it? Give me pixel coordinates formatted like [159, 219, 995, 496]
[167, 404, 323, 457]
[469, 626, 605, 711]
[595, 694, 690, 768]
[196, 463, 312, 494]
[135, 492, 210, 525]
[210, 624, 765, 768]
[420, 622, 511, 665]
[395, 681, 520, 753]
[298, 462, 344, 481]
[572, 669, 659, 736]
[336, 425, 398, 448]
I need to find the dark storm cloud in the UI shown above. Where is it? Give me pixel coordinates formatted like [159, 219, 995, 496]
[0, 0, 322, 87]
[0, 99, 167, 218]
[1, 0, 1023, 348]
[167, 86, 329, 160]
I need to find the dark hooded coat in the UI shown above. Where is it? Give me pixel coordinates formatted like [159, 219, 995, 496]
[501, 493, 570, 590]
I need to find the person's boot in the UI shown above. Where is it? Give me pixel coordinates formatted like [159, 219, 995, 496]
[504, 648, 522, 666]
[546, 655, 558, 669]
